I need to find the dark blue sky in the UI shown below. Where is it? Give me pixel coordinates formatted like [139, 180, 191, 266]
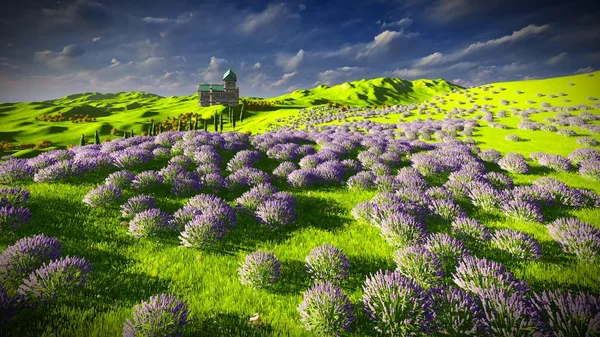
[1, 0, 598, 101]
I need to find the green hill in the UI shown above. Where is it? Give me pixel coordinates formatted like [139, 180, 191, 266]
[0, 77, 462, 151]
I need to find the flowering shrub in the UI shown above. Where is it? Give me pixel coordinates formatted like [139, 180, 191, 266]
[491, 228, 542, 260]
[0, 205, 32, 231]
[483, 172, 513, 190]
[379, 211, 427, 247]
[346, 171, 376, 190]
[452, 256, 528, 295]
[179, 214, 227, 248]
[186, 194, 236, 229]
[501, 199, 544, 223]
[273, 161, 298, 179]
[569, 148, 600, 164]
[424, 233, 469, 272]
[579, 160, 600, 180]
[0, 234, 61, 291]
[315, 160, 346, 183]
[287, 168, 319, 188]
[362, 270, 432, 336]
[557, 128, 577, 137]
[428, 198, 465, 221]
[235, 183, 277, 213]
[498, 153, 529, 174]
[478, 149, 502, 163]
[228, 167, 271, 189]
[394, 244, 443, 288]
[430, 285, 484, 336]
[505, 134, 521, 142]
[123, 293, 189, 337]
[0, 187, 30, 207]
[17, 256, 92, 302]
[299, 281, 354, 336]
[104, 170, 135, 188]
[0, 159, 35, 184]
[548, 218, 600, 263]
[131, 171, 163, 193]
[532, 290, 600, 337]
[128, 208, 174, 238]
[120, 195, 156, 219]
[537, 154, 572, 171]
[238, 250, 281, 289]
[305, 244, 350, 285]
[466, 181, 504, 211]
[255, 197, 295, 229]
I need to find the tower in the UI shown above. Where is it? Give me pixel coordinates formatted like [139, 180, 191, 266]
[223, 69, 237, 90]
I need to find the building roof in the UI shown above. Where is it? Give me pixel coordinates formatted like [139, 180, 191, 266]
[223, 69, 237, 81]
[198, 84, 224, 92]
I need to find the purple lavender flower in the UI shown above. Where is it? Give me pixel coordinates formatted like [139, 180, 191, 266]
[380, 211, 427, 248]
[171, 178, 202, 197]
[179, 213, 227, 248]
[227, 150, 263, 172]
[444, 179, 469, 199]
[192, 147, 221, 166]
[266, 143, 300, 161]
[299, 154, 324, 169]
[501, 199, 544, 223]
[483, 172, 513, 190]
[234, 183, 277, 213]
[201, 173, 227, 192]
[111, 148, 153, 169]
[548, 218, 600, 263]
[33, 160, 79, 183]
[478, 286, 545, 337]
[82, 184, 122, 207]
[538, 154, 572, 171]
[340, 158, 362, 175]
[120, 195, 156, 219]
[128, 208, 174, 238]
[299, 281, 354, 336]
[430, 285, 484, 336]
[272, 161, 298, 179]
[410, 154, 442, 176]
[452, 256, 528, 296]
[466, 181, 504, 211]
[169, 205, 201, 230]
[168, 155, 193, 170]
[227, 167, 271, 189]
[0, 234, 61, 291]
[0, 187, 30, 207]
[569, 148, 600, 164]
[491, 228, 542, 260]
[357, 150, 382, 169]
[196, 163, 221, 175]
[123, 293, 189, 337]
[394, 244, 444, 288]
[370, 162, 392, 177]
[428, 198, 465, 221]
[579, 160, 600, 181]
[238, 250, 281, 289]
[315, 160, 346, 183]
[131, 171, 163, 193]
[362, 270, 432, 336]
[451, 217, 492, 243]
[425, 233, 469, 272]
[0, 159, 34, 184]
[532, 290, 600, 337]
[396, 167, 429, 190]
[0, 205, 32, 231]
[152, 147, 171, 160]
[346, 171, 376, 190]
[478, 149, 502, 163]
[17, 256, 92, 302]
[427, 187, 453, 200]
[380, 151, 402, 167]
[373, 175, 398, 193]
[448, 169, 485, 185]
[255, 197, 295, 229]
[498, 153, 529, 174]
[104, 170, 136, 189]
[510, 185, 554, 207]
[186, 194, 236, 229]
[287, 168, 319, 188]
[305, 244, 350, 285]
[158, 163, 187, 185]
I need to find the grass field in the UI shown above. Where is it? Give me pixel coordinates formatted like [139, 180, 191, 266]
[1, 70, 600, 336]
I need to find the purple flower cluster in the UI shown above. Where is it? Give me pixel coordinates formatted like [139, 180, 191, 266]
[346, 171, 376, 190]
[123, 293, 189, 337]
[226, 150, 263, 172]
[430, 285, 484, 336]
[394, 244, 444, 288]
[185, 194, 236, 229]
[452, 256, 528, 296]
[299, 281, 354, 336]
[272, 161, 298, 179]
[179, 213, 227, 248]
[82, 184, 123, 207]
[478, 149, 502, 163]
[255, 193, 296, 229]
[491, 228, 542, 260]
[315, 160, 346, 184]
[266, 143, 300, 161]
[579, 159, 600, 181]
[428, 198, 465, 221]
[17, 256, 92, 302]
[104, 170, 136, 189]
[501, 199, 544, 223]
[569, 148, 600, 164]
[238, 250, 281, 289]
[227, 167, 271, 189]
[120, 195, 156, 219]
[548, 218, 600, 263]
[532, 290, 600, 337]
[537, 153, 572, 171]
[111, 148, 153, 169]
[380, 211, 427, 248]
[0, 234, 61, 291]
[425, 233, 469, 272]
[0, 187, 30, 207]
[466, 181, 504, 212]
[128, 208, 174, 238]
[234, 183, 277, 214]
[362, 270, 432, 336]
[287, 168, 319, 188]
[0, 205, 32, 231]
[305, 244, 350, 285]
[0, 159, 35, 184]
[498, 153, 529, 174]
[131, 171, 163, 193]
[483, 172, 513, 190]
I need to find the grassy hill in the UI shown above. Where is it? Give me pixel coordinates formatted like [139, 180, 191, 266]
[0, 77, 462, 153]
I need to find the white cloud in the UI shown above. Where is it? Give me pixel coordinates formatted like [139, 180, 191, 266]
[276, 49, 305, 71]
[109, 58, 120, 67]
[239, 3, 288, 34]
[118, 39, 161, 60]
[253, 62, 262, 69]
[357, 30, 415, 59]
[141, 13, 193, 25]
[390, 68, 430, 78]
[34, 44, 85, 69]
[1, 62, 19, 69]
[314, 66, 364, 86]
[199, 56, 228, 82]
[381, 17, 413, 29]
[92, 37, 101, 42]
[414, 52, 445, 67]
[298, 4, 306, 11]
[574, 66, 594, 74]
[546, 52, 568, 66]
[270, 72, 297, 87]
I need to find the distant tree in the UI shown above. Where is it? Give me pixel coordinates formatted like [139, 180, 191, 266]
[80, 134, 86, 146]
[95, 130, 100, 144]
[131, 129, 134, 137]
[220, 113, 224, 132]
[177, 119, 182, 131]
[214, 112, 218, 132]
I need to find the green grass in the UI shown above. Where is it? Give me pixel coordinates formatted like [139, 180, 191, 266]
[1, 71, 600, 336]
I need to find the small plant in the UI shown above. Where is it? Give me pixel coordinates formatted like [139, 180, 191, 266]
[305, 244, 350, 285]
[498, 153, 529, 174]
[548, 218, 600, 263]
[179, 214, 227, 248]
[362, 270, 432, 336]
[452, 256, 528, 296]
[394, 244, 443, 288]
[430, 285, 484, 336]
[82, 184, 122, 207]
[104, 170, 136, 188]
[0, 205, 32, 231]
[128, 208, 173, 238]
[532, 289, 600, 337]
[254, 196, 295, 229]
[379, 211, 427, 247]
[299, 281, 354, 336]
[491, 228, 542, 260]
[424, 234, 469, 272]
[131, 171, 163, 193]
[120, 195, 156, 219]
[505, 134, 521, 142]
[238, 250, 281, 289]
[123, 294, 189, 337]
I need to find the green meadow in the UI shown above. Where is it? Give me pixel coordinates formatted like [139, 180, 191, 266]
[1, 71, 600, 336]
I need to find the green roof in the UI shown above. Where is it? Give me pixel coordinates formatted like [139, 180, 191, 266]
[223, 69, 237, 81]
[212, 85, 224, 91]
[198, 84, 224, 92]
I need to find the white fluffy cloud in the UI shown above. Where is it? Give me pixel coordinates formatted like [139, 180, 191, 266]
[574, 66, 594, 74]
[199, 56, 228, 82]
[381, 18, 413, 29]
[34, 44, 86, 69]
[314, 66, 363, 86]
[239, 3, 291, 34]
[546, 52, 568, 66]
[356, 30, 418, 59]
[271, 72, 297, 87]
[276, 49, 305, 71]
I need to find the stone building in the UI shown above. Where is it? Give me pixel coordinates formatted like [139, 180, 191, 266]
[198, 69, 240, 106]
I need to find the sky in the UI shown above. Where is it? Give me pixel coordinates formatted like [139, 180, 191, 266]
[0, 0, 599, 102]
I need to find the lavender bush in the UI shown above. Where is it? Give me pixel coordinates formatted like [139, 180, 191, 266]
[424, 233, 469, 272]
[104, 170, 136, 189]
[82, 184, 122, 207]
[0, 187, 30, 207]
[131, 171, 163, 193]
[120, 195, 156, 219]
[305, 244, 350, 285]
[452, 256, 528, 296]
[123, 293, 189, 337]
[0, 205, 32, 231]
[128, 208, 174, 238]
[491, 228, 542, 260]
[299, 281, 354, 336]
[238, 250, 281, 289]
[379, 211, 427, 247]
[498, 153, 529, 174]
[532, 290, 600, 337]
[548, 218, 600, 263]
[501, 199, 544, 223]
[179, 214, 227, 248]
[430, 285, 484, 336]
[393, 244, 443, 288]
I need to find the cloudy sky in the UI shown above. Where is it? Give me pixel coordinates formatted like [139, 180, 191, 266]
[1, 0, 599, 102]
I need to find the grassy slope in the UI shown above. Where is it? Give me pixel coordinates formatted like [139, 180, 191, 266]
[0, 78, 461, 152]
[1, 72, 600, 336]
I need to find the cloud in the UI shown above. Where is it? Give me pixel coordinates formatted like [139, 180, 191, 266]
[546, 52, 568, 66]
[276, 49, 305, 71]
[35, 44, 86, 69]
[199, 56, 228, 82]
[253, 62, 262, 69]
[414, 24, 550, 67]
[357, 30, 417, 59]
[452, 78, 473, 87]
[92, 36, 102, 42]
[270, 72, 297, 87]
[42, 0, 113, 29]
[390, 68, 430, 78]
[574, 66, 594, 74]
[314, 66, 364, 86]
[381, 17, 413, 29]
[141, 13, 193, 25]
[424, 0, 509, 23]
[118, 39, 161, 60]
[1, 62, 20, 69]
[298, 4, 306, 11]
[239, 3, 290, 34]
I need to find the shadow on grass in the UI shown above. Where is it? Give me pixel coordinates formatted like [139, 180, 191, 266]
[271, 259, 309, 295]
[188, 312, 274, 337]
[345, 254, 395, 290]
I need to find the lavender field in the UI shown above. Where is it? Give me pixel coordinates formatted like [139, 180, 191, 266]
[1, 79, 600, 336]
